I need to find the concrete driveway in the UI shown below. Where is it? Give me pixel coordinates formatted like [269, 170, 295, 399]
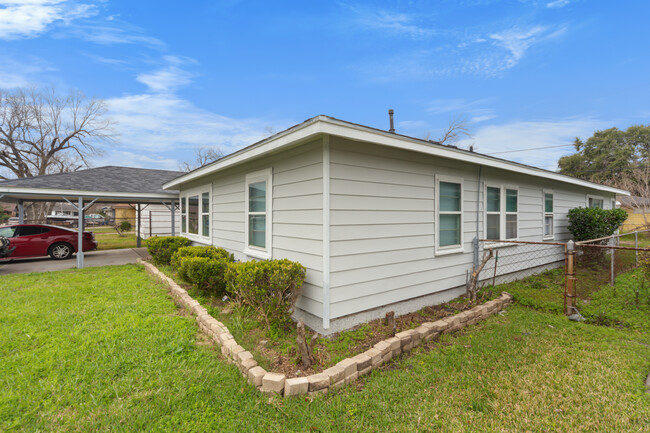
[0, 248, 151, 276]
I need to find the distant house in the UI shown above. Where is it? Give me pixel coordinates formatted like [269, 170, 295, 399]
[161, 115, 626, 334]
[618, 196, 650, 231]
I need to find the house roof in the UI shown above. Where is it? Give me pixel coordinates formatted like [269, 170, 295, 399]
[0, 166, 183, 203]
[162, 115, 629, 196]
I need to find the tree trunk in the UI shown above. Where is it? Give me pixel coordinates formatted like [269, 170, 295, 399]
[296, 320, 311, 368]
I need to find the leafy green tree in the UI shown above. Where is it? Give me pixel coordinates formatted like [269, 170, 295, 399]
[558, 125, 649, 182]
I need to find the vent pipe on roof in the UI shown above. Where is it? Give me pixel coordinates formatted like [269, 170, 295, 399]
[388, 109, 395, 133]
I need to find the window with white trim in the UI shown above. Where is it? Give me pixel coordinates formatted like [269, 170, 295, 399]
[485, 185, 518, 241]
[436, 176, 464, 254]
[543, 191, 554, 239]
[588, 195, 604, 209]
[180, 185, 211, 242]
[245, 168, 272, 258]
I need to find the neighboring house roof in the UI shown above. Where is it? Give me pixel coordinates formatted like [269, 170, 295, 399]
[163, 115, 629, 196]
[618, 195, 650, 208]
[0, 166, 183, 203]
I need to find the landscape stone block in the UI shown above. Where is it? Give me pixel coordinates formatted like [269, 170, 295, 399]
[262, 372, 286, 395]
[364, 347, 382, 366]
[237, 350, 254, 364]
[344, 371, 359, 384]
[359, 366, 372, 377]
[239, 358, 258, 374]
[307, 373, 330, 392]
[385, 337, 401, 351]
[284, 377, 309, 396]
[430, 320, 449, 333]
[322, 365, 345, 384]
[352, 353, 372, 371]
[247, 366, 266, 387]
[374, 340, 391, 356]
[336, 358, 357, 377]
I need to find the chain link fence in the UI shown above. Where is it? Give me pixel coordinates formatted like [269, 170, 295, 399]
[476, 240, 567, 287]
[574, 230, 650, 301]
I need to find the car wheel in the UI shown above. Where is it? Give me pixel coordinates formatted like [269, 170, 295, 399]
[49, 243, 73, 260]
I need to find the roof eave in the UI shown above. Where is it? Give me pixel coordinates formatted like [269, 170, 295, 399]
[163, 115, 630, 196]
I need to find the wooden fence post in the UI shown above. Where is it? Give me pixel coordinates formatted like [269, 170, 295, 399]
[565, 241, 576, 316]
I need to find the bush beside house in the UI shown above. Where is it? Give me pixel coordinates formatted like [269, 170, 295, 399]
[156, 240, 307, 332]
[567, 207, 628, 241]
[146, 236, 190, 265]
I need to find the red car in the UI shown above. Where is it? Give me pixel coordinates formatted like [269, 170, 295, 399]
[0, 224, 97, 260]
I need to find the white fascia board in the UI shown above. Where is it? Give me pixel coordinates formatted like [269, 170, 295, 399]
[163, 118, 325, 189]
[0, 186, 178, 201]
[163, 115, 630, 196]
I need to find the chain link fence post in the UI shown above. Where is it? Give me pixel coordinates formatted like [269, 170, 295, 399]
[565, 240, 576, 316]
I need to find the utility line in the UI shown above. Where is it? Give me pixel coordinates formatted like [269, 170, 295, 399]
[486, 144, 574, 155]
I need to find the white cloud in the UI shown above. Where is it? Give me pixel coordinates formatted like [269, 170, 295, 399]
[105, 93, 285, 159]
[93, 150, 181, 171]
[69, 21, 164, 48]
[136, 66, 194, 93]
[457, 118, 605, 170]
[0, 56, 57, 88]
[547, 0, 570, 8]
[0, 0, 96, 39]
[359, 11, 434, 39]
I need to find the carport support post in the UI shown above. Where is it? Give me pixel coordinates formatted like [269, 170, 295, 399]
[18, 200, 24, 224]
[136, 203, 141, 248]
[170, 199, 176, 236]
[77, 196, 84, 269]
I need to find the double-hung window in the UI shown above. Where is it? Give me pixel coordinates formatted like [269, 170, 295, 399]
[180, 185, 211, 242]
[245, 168, 272, 259]
[485, 185, 518, 241]
[543, 191, 554, 239]
[436, 176, 464, 254]
[588, 195, 604, 209]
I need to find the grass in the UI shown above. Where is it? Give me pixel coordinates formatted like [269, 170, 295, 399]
[94, 232, 137, 251]
[155, 263, 485, 374]
[1, 265, 649, 432]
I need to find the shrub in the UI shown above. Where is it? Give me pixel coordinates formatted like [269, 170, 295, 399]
[118, 221, 132, 232]
[567, 207, 628, 242]
[177, 256, 231, 294]
[171, 246, 234, 271]
[225, 259, 306, 330]
[146, 236, 190, 265]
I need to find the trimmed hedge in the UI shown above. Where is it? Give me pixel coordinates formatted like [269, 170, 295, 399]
[567, 207, 628, 242]
[171, 246, 234, 271]
[177, 256, 231, 294]
[225, 259, 306, 330]
[146, 236, 190, 265]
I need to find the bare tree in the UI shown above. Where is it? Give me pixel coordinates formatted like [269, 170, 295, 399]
[423, 115, 473, 146]
[0, 87, 114, 180]
[180, 146, 225, 172]
[613, 166, 650, 228]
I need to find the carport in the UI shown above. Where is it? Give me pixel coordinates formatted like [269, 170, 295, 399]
[0, 166, 183, 268]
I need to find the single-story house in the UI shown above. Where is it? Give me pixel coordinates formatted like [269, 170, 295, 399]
[163, 115, 627, 334]
[618, 196, 650, 231]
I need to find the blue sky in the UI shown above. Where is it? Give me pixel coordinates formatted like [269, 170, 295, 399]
[1, 0, 649, 172]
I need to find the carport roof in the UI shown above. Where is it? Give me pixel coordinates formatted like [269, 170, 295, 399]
[0, 166, 183, 203]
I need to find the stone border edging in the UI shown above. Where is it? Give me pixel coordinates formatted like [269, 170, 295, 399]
[138, 259, 514, 397]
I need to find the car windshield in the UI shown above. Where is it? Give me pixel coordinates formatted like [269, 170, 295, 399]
[0, 226, 17, 237]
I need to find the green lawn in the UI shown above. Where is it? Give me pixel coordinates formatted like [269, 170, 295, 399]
[94, 232, 137, 251]
[1, 265, 649, 432]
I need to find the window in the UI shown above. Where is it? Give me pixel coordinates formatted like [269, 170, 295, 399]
[188, 195, 199, 234]
[436, 176, 464, 254]
[0, 226, 16, 237]
[17, 226, 49, 236]
[544, 191, 554, 239]
[245, 168, 272, 258]
[588, 196, 604, 209]
[202, 192, 210, 237]
[180, 185, 211, 241]
[485, 185, 518, 241]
